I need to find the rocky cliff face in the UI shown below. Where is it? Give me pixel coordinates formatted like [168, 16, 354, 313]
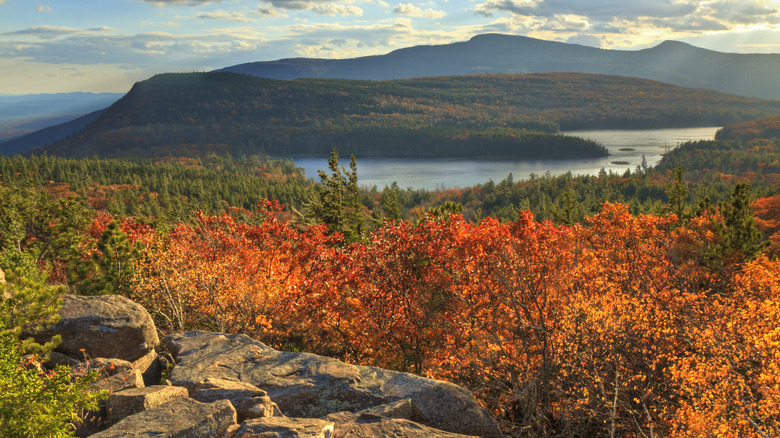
[39, 295, 501, 438]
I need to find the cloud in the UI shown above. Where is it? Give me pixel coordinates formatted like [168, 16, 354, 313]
[311, 3, 363, 15]
[261, 0, 363, 15]
[2, 25, 107, 39]
[566, 33, 601, 47]
[253, 7, 286, 17]
[194, 10, 257, 22]
[36, 5, 53, 13]
[704, 0, 780, 25]
[141, 0, 215, 5]
[392, 3, 447, 19]
[471, 0, 780, 51]
[475, 0, 698, 20]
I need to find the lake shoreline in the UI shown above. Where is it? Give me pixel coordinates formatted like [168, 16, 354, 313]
[294, 127, 720, 191]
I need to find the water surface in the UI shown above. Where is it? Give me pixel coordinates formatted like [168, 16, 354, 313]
[294, 126, 719, 191]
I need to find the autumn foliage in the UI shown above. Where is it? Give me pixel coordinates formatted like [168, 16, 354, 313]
[106, 199, 779, 436]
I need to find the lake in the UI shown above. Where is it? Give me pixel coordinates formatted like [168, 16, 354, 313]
[293, 126, 720, 191]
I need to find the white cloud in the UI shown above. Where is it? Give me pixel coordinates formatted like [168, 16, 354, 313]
[195, 10, 257, 22]
[311, 4, 363, 15]
[36, 5, 53, 13]
[566, 33, 601, 47]
[393, 3, 447, 19]
[142, 0, 215, 5]
[471, 0, 780, 51]
[262, 0, 363, 15]
[2, 25, 112, 39]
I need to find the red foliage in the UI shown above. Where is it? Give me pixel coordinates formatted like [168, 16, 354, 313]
[123, 202, 780, 436]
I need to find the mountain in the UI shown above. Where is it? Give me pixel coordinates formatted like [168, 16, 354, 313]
[0, 109, 106, 155]
[35, 72, 780, 159]
[218, 34, 780, 100]
[0, 92, 122, 141]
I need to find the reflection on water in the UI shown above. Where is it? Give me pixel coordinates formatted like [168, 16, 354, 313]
[294, 127, 719, 191]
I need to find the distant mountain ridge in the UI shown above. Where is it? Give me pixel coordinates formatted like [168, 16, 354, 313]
[35, 72, 780, 159]
[218, 34, 780, 100]
[0, 92, 122, 141]
[0, 109, 106, 155]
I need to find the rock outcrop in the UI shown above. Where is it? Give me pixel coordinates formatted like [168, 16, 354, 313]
[232, 417, 335, 438]
[34, 294, 500, 437]
[89, 398, 237, 438]
[167, 331, 501, 438]
[107, 385, 189, 423]
[324, 411, 477, 437]
[36, 294, 159, 362]
[35, 294, 163, 386]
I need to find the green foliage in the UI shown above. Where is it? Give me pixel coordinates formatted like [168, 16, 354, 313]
[0, 184, 90, 275]
[0, 154, 311, 223]
[71, 221, 139, 295]
[0, 255, 106, 437]
[429, 201, 464, 219]
[0, 261, 61, 355]
[41, 72, 780, 159]
[715, 183, 768, 262]
[379, 182, 403, 221]
[306, 148, 365, 243]
[0, 330, 103, 438]
[666, 164, 689, 219]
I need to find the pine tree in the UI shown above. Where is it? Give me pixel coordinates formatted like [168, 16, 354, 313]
[718, 183, 768, 261]
[306, 148, 365, 243]
[665, 164, 688, 219]
[71, 221, 139, 296]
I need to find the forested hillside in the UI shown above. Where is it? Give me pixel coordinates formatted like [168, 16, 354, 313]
[4, 117, 780, 435]
[715, 115, 780, 142]
[38, 72, 780, 159]
[2, 146, 779, 436]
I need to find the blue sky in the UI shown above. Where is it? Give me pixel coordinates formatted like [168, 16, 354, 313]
[1, 0, 779, 94]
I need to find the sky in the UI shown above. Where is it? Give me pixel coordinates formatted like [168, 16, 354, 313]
[1, 0, 779, 95]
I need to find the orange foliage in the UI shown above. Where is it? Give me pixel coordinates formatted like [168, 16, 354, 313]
[126, 202, 779, 436]
[754, 195, 780, 256]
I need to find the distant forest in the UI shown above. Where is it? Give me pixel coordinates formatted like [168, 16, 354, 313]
[39, 72, 780, 159]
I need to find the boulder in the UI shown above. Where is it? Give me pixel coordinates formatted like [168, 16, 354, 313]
[132, 349, 163, 386]
[232, 417, 335, 438]
[71, 358, 145, 437]
[167, 331, 501, 438]
[90, 398, 237, 438]
[187, 378, 281, 422]
[43, 351, 81, 369]
[34, 294, 159, 363]
[324, 412, 478, 438]
[356, 398, 425, 422]
[107, 385, 189, 423]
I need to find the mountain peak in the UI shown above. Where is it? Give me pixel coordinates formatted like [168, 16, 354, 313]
[647, 40, 712, 53]
[216, 34, 780, 99]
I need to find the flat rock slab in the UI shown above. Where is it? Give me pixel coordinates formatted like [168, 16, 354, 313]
[233, 417, 335, 438]
[91, 398, 236, 438]
[108, 385, 189, 423]
[35, 294, 159, 362]
[167, 331, 500, 438]
[188, 377, 279, 422]
[324, 412, 478, 438]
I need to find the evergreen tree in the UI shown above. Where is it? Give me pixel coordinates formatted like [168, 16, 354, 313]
[71, 221, 139, 296]
[380, 182, 403, 221]
[717, 183, 768, 262]
[306, 148, 365, 243]
[666, 163, 688, 219]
